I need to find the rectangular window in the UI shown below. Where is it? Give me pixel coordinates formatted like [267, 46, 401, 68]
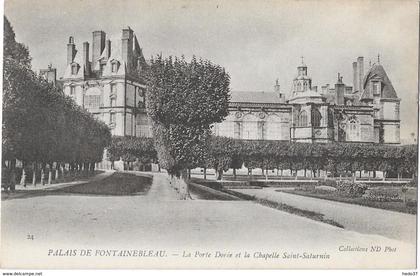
[110, 84, 117, 95]
[70, 86, 76, 96]
[85, 95, 101, 109]
[110, 97, 116, 107]
[110, 113, 116, 124]
[234, 122, 242, 139]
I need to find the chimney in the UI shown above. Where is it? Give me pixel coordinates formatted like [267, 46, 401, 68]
[104, 39, 111, 59]
[274, 79, 284, 103]
[82, 41, 90, 75]
[352, 61, 358, 92]
[335, 73, 345, 105]
[92, 31, 106, 70]
[67, 36, 76, 64]
[357, 56, 364, 94]
[122, 27, 134, 71]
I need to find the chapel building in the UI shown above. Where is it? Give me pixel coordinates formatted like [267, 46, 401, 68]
[214, 57, 401, 144]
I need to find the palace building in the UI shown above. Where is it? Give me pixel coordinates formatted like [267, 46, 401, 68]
[52, 27, 400, 144]
[214, 56, 401, 144]
[60, 27, 152, 138]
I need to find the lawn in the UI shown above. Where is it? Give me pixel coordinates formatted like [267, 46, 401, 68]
[59, 172, 152, 196]
[281, 188, 417, 214]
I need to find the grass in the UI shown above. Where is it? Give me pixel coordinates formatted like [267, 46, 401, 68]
[59, 172, 152, 196]
[189, 183, 240, 201]
[282, 189, 417, 215]
[256, 198, 344, 228]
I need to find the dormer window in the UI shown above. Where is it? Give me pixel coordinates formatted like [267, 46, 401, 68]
[111, 60, 119, 73]
[71, 64, 78, 75]
[100, 64, 106, 74]
[373, 82, 381, 96]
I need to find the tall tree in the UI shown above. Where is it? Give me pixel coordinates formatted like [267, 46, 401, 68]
[146, 55, 230, 199]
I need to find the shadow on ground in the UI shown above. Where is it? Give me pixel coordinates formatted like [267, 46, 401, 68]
[1, 172, 153, 200]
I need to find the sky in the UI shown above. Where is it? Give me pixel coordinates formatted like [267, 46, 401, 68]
[4, 0, 419, 142]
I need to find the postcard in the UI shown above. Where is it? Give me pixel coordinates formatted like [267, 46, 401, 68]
[1, 0, 418, 270]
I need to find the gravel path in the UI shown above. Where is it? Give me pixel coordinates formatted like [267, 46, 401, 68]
[234, 188, 416, 244]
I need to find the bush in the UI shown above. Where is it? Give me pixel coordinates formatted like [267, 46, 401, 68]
[336, 180, 367, 197]
[406, 199, 417, 207]
[314, 185, 337, 194]
[317, 179, 337, 188]
[407, 179, 418, 187]
[363, 188, 401, 202]
[296, 184, 316, 192]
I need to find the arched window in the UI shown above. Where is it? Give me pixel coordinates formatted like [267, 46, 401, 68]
[84, 87, 102, 109]
[303, 81, 308, 91]
[297, 82, 302, 91]
[298, 111, 308, 127]
[311, 109, 322, 127]
[258, 121, 266, 140]
[346, 117, 360, 141]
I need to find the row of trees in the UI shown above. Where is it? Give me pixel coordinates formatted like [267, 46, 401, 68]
[206, 137, 418, 180]
[107, 136, 157, 170]
[107, 135, 418, 181]
[3, 17, 111, 189]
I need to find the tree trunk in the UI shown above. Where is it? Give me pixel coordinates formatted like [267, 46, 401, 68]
[233, 168, 236, 180]
[20, 161, 26, 187]
[203, 168, 207, 180]
[55, 162, 59, 181]
[9, 159, 16, 191]
[188, 169, 191, 179]
[40, 163, 46, 185]
[48, 163, 53, 185]
[178, 170, 192, 200]
[32, 162, 37, 186]
[216, 169, 223, 180]
[61, 163, 65, 179]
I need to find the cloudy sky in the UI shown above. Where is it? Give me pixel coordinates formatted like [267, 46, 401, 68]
[5, 0, 419, 141]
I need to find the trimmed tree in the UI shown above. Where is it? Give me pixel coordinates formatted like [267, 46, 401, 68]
[146, 55, 230, 199]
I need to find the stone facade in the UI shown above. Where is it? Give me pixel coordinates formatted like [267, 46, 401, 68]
[215, 57, 401, 144]
[61, 27, 152, 138]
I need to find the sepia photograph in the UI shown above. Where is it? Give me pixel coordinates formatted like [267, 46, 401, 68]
[1, 0, 419, 271]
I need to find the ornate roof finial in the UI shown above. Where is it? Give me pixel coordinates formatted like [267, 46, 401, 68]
[377, 54, 380, 64]
[300, 56, 304, 65]
[275, 78, 279, 86]
[369, 60, 372, 67]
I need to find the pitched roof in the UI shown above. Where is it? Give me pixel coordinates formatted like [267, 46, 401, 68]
[230, 91, 282, 103]
[361, 64, 398, 99]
